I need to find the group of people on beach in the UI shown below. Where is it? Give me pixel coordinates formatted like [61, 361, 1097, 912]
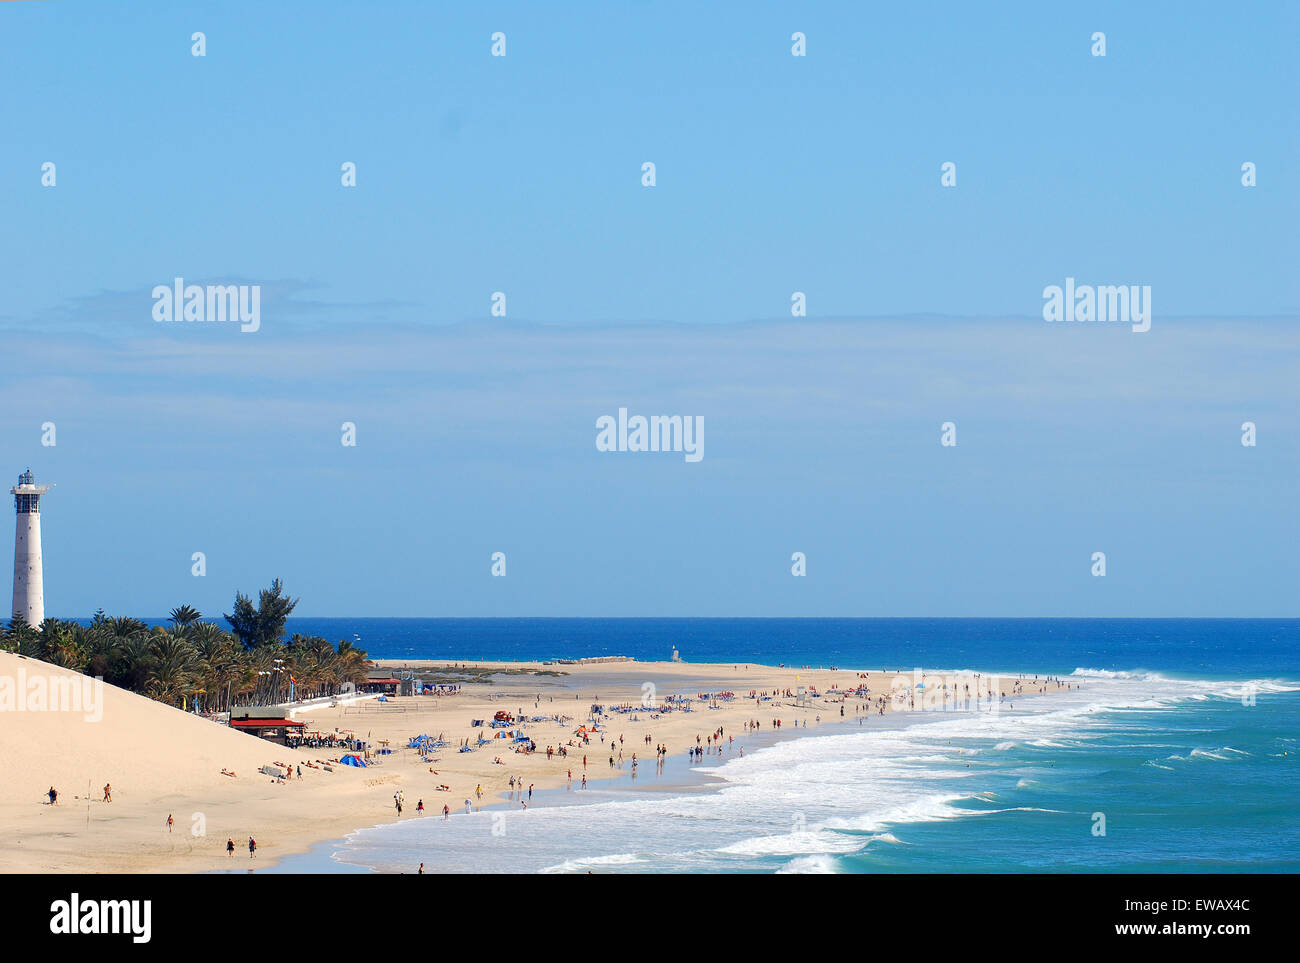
[45, 784, 113, 805]
[226, 837, 256, 858]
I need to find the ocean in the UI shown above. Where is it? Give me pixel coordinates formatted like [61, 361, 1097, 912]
[265, 618, 1298, 873]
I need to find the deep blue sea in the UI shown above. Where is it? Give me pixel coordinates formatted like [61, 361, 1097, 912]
[251, 618, 1298, 873]
[280, 616, 1296, 680]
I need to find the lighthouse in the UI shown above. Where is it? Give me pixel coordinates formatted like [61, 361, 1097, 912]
[11, 469, 52, 627]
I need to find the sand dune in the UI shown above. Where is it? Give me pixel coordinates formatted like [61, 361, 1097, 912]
[1, 649, 376, 872]
[0, 650, 282, 807]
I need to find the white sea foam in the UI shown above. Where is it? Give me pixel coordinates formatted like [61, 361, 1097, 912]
[1188, 747, 1246, 761]
[315, 666, 1292, 874]
[777, 854, 838, 874]
[717, 830, 861, 857]
[868, 832, 904, 844]
[1071, 668, 1300, 700]
[539, 852, 648, 873]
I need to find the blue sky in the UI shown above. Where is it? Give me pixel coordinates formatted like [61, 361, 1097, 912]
[1, 2, 1296, 617]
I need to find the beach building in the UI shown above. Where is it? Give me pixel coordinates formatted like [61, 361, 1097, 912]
[11, 469, 51, 626]
[229, 705, 306, 745]
[363, 670, 403, 695]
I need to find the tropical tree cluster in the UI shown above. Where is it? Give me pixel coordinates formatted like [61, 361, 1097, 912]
[0, 581, 370, 712]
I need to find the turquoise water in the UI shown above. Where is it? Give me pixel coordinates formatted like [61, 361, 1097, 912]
[262, 619, 1299, 873]
[840, 674, 1300, 873]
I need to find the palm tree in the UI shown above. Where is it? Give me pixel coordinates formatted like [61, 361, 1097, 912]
[110, 633, 155, 693]
[107, 616, 148, 643]
[9, 584, 372, 714]
[83, 619, 117, 679]
[189, 624, 242, 712]
[243, 645, 289, 704]
[335, 638, 372, 691]
[168, 605, 202, 629]
[37, 620, 87, 670]
[146, 630, 198, 706]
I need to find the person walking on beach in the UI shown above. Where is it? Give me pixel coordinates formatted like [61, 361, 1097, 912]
[417, 799, 424, 814]
[47, 786, 58, 806]
[418, 862, 424, 874]
[167, 813, 174, 833]
[248, 836, 257, 858]
[226, 838, 235, 857]
[528, 783, 533, 800]
[102, 783, 112, 803]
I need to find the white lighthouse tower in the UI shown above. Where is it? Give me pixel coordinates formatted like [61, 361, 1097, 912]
[11, 469, 52, 627]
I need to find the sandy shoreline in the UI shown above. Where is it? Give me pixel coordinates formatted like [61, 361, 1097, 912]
[262, 695, 948, 873]
[1, 651, 1073, 872]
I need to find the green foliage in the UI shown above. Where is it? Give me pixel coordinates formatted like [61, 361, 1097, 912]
[224, 578, 299, 649]
[0, 581, 369, 711]
[2, 613, 39, 654]
[168, 604, 202, 627]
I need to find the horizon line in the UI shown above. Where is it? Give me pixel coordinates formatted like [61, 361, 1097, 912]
[49, 614, 1300, 622]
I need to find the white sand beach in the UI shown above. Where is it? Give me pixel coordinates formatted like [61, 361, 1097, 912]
[0, 649, 1071, 872]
